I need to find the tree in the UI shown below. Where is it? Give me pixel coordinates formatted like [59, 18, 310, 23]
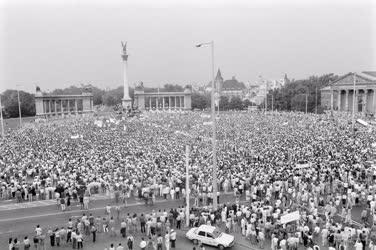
[219, 96, 229, 111]
[228, 96, 243, 110]
[1, 90, 36, 118]
[191, 93, 209, 110]
[269, 73, 339, 113]
[162, 84, 184, 92]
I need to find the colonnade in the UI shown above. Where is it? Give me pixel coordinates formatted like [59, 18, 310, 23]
[145, 96, 185, 110]
[330, 88, 376, 114]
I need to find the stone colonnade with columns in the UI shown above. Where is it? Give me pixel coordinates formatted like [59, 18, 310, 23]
[35, 88, 94, 117]
[330, 88, 376, 114]
[134, 86, 192, 111]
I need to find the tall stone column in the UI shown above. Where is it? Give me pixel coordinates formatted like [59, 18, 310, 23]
[121, 42, 132, 109]
[60, 100, 63, 115]
[169, 97, 171, 109]
[67, 100, 70, 115]
[162, 97, 165, 109]
[49, 100, 52, 115]
[330, 90, 334, 111]
[180, 96, 183, 109]
[156, 97, 159, 109]
[345, 90, 349, 112]
[75, 99, 78, 114]
[337, 90, 341, 111]
[354, 90, 358, 113]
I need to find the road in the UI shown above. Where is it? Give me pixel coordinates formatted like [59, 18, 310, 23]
[0, 194, 257, 250]
[0, 193, 369, 250]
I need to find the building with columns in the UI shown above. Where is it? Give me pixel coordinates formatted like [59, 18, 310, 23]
[35, 87, 94, 117]
[321, 71, 376, 115]
[133, 83, 192, 110]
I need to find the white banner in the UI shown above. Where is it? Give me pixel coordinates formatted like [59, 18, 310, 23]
[280, 211, 300, 224]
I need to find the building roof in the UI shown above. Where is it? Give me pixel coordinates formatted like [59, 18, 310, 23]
[362, 71, 376, 78]
[215, 69, 223, 81]
[222, 76, 246, 90]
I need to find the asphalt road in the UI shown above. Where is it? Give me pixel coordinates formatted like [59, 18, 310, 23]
[0, 194, 258, 250]
[0, 194, 370, 250]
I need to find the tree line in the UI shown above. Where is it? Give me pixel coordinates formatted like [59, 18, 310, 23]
[0, 74, 337, 118]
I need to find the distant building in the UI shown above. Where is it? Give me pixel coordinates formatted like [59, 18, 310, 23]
[320, 71, 376, 114]
[205, 69, 247, 101]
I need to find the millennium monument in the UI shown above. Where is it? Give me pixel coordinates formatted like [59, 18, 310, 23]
[121, 41, 132, 109]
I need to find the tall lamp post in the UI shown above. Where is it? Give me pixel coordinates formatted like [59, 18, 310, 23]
[16, 85, 22, 127]
[196, 41, 218, 210]
[352, 72, 357, 134]
[0, 94, 4, 137]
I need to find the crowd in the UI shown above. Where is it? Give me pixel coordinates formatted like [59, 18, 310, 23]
[1, 110, 376, 250]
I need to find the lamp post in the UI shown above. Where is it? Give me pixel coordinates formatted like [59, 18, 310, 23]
[352, 72, 356, 134]
[196, 41, 218, 210]
[0, 94, 4, 137]
[16, 85, 22, 127]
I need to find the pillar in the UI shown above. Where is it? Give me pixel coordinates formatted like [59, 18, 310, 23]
[337, 90, 341, 111]
[354, 90, 358, 113]
[162, 97, 165, 109]
[49, 100, 52, 115]
[67, 100, 70, 114]
[363, 90, 367, 115]
[75, 99, 78, 114]
[60, 100, 63, 115]
[174, 96, 177, 109]
[54, 100, 57, 115]
[180, 96, 182, 109]
[169, 97, 171, 109]
[345, 90, 349, 112]
[330, 90, 334, 111]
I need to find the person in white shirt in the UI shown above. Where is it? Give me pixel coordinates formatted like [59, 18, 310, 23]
[139, 238, 147, 250]
[354, 240, 363, 250]
[116, 243, 124, 250]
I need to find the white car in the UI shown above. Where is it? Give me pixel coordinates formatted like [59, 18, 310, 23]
[186, 225, 235, 249]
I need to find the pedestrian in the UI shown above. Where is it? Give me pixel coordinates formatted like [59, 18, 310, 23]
[126, 234, 134, 250]
[170, 229, 176, 248]
[116, 243, 124, 250]
[8, 238, 13, 250]
[23, 236, 30, 250]
[76, 232, 83, 249]
[91, 225, 97, 243]
[139, 238, 147, 250]
[157, 234, 163, 250]
[165, 232, 170, 250]
[120, 219, 127, 238]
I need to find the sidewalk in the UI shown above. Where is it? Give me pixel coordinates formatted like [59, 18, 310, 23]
[0, 194, 109, 211]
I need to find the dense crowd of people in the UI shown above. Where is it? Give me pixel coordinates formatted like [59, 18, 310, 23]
[1, 110, 376, 249]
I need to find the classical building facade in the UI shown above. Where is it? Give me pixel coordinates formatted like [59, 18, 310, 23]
[133, 83, 192, 110]
[321, 71, 376, 115]
[35, 87, 94, 117]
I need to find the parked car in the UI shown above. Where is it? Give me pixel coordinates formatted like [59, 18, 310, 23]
[186, 225, 235, 249]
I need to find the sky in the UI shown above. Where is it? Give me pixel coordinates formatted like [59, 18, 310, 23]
[0, 0, 375, 93]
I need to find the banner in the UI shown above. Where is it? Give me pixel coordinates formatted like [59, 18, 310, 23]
[356, 119, 369, 127]
[280, 211, 300, 224]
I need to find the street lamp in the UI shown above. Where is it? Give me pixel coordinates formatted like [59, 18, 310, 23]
[16, 85, 22, 127]
[352, 72, 357, 134]
[0, 94, 4, 137]
[196, 41, 218, 210]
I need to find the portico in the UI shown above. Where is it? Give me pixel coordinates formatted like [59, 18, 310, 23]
[321, 72, 376, 115]
[133, 84, 192, 111]
[35, 87, 94, 117]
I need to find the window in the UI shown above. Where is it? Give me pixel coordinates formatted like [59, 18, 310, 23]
[206, 233, 214, 239]
[198, 231, 206, 237]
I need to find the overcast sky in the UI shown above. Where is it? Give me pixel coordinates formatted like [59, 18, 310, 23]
[1, 0, 375, 93]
